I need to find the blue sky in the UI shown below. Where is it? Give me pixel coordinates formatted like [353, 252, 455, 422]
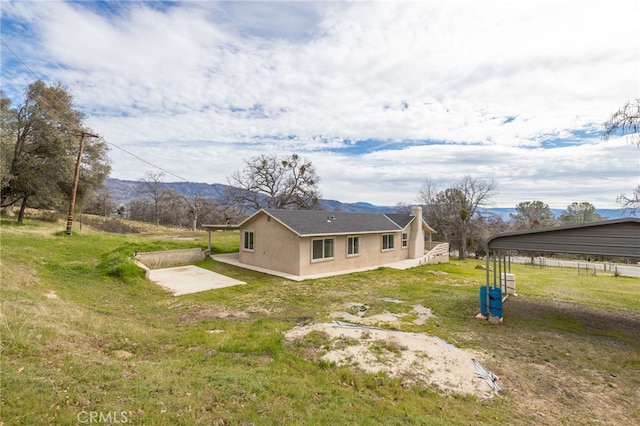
[1, 0, 638, 208]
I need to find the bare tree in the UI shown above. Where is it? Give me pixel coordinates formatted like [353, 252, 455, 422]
[168, 193, 202, 231]
[159, 189, 190, 227]
[455, 176, 496, 259]
[393, 202, 413, 214]
[616, 185, 639, 217]
[227, 153, 321, 211]
[137, 171, 172, 226]
[127, 199, 154, 223]
[184, 194, 200, 231]
[604, 99, 639, 215]
[197, 199, 245, 226]
[473, 213, 509, 258]
[417, 179, 440, 219]
[604, 98, 640, 147]
[85, 185, 116, 217]
[420, 176, 496, 260]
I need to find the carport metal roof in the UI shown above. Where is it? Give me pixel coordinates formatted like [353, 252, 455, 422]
[486, 218, 640, 258]
[482, 218, 640, 319]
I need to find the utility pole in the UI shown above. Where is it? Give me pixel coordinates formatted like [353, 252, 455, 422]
[66, 131, 99, 235]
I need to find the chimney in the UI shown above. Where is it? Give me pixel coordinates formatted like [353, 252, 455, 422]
[408, 206, 424, 259]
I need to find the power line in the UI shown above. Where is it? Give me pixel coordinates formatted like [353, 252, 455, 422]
[108, 141, 189, 182]
[1, 38, 42, 83]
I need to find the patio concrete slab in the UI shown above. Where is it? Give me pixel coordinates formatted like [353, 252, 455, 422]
[148, 265, 245, 296]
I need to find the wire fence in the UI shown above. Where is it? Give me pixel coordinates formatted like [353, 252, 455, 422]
[510, 256, 640, 278]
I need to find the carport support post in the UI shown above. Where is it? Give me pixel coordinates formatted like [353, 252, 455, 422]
[484, 248, 492, 319]
[485, 250, 490, 288]
[493, 254, 497, 288]
[498, 252, 502, 292]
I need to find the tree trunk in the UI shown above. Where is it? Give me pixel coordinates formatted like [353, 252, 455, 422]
[459, 227, 467, 260]
[191, 196, 198, 231]
[17, 196, 28, 223]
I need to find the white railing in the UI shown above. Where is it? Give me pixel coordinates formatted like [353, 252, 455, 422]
[422, 242, 449, 263]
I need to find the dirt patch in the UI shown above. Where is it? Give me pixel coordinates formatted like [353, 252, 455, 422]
[179, 309, 250, 322]
[507, 298, 640, 337]
[157, 235, 197, 240]
[285, 322, 498, 398]
[330, 302, 434, 326]
[112, 350, 134, 359]
[477, 298, 640, 425]
[287, 301, 497, 397]
[44, 290, 58, 299]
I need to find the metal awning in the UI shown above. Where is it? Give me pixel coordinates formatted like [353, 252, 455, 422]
[486, 218, 640, 258]
[481, 218, 640, 319]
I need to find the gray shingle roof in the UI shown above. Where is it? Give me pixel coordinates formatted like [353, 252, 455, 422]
[385, 213, 414, 229]
[262, 209, 413, 236]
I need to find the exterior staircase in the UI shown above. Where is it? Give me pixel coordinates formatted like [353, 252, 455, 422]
[419, 242, 450, 264]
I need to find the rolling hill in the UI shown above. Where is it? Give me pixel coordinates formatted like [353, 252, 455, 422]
[106, 178, 626, 219]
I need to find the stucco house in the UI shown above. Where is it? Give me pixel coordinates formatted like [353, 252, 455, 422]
[225, 206, 447, 278]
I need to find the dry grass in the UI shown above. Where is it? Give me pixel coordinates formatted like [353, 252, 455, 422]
[1, 216, 639, 425]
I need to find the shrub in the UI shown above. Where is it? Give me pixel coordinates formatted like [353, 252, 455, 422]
[98, 250, 145, 283]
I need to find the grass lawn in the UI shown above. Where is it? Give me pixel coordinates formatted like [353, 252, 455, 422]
[1, 217, 639, 425]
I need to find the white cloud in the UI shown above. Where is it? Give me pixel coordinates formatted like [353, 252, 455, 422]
[1, 0, 638, 209]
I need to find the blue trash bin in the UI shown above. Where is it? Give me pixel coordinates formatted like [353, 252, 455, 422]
[480, 286, 503, 317]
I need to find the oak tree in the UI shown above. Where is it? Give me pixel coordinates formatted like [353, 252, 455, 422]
[510, 201, 556, 229]
[0, 81, 110, 222]
[227, 153, 321, 211]
[419, 176, 496, 260]
[559, 202, 604, 225]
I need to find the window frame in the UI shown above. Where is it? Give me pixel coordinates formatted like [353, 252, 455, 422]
[382, 233, 395, 251]
[243, 230, 254, 251]
[347, 236, 360, 257]
[402, 232, 408, 248]
[312, 238, 335, 261]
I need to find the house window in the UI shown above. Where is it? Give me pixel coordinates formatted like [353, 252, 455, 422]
[347, 236, 360, 256]
[382, 234, 394, 250]
[402, 233, 408, 248]
[243, 231, 254, 251]
[312, 238, 334, 260]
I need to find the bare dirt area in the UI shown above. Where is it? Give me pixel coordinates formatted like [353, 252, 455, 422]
[479, 298, 640, 425]
[285, 322, 499, 398]
[285, 297, 640, 424]
[179, 308, 251, 323]
[506, 298, 640, 336]
[285, 301, 501, 399]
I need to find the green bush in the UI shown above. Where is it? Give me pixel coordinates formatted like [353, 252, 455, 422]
[98, 250, 145, 282]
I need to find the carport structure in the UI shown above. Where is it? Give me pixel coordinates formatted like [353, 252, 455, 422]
[482, 218, 640, 319]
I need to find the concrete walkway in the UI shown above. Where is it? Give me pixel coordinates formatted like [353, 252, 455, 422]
[211, 253, 425, 282]
[148, 265, 246, 296]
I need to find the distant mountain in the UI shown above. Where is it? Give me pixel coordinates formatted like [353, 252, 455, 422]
[106, 178, 229, 207]
[320, 199, 396, 213]
[481, 207, 627, 221]
[106, 178, 627, 219]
